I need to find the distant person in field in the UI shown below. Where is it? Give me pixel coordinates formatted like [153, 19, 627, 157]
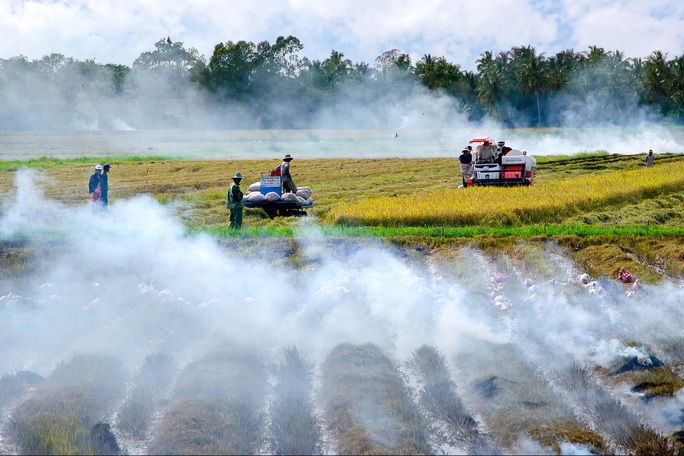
[280, 154, 297, 194]
[459, 148, 473, 187]
[88, 164, 103, 208]
[646, 149, 654, 167]
[100, 163, 111, 209]
[226, 172, 244, 230]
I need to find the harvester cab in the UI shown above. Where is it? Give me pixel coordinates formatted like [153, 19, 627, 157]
[467, 137, 536, 187]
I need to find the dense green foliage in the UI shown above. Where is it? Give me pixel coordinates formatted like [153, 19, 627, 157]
[2, 37, 684, 129]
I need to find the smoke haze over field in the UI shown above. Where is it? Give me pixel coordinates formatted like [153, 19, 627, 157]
[1, 44, 683, 157]
[0, 126, 682, 161]
[2, 169, 684, 452]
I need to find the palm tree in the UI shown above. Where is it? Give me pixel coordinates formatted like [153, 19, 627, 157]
[642, 50, 670, 106]
[477, 65, 511, 123]
[669, 53, 684, 117]
[322, 50, 352, 89]
[415, 54, 440, 89]
[512, 46, 551, 126]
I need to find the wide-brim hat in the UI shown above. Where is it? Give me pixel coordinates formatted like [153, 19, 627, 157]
[233, 172, 243, 179]
[283, 154, 293, 160]
[95, 164, 103, 170]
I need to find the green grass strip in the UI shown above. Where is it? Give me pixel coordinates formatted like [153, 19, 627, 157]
[192, 223, 684, 239]
[0, 155, 177, 170]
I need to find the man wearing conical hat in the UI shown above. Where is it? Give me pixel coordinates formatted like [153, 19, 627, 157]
[226, 171, 244, 230]
[280, 154, 298, 194]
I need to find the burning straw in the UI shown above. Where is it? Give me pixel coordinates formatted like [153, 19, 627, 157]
[149, 344, 267, 455]
[320, 343, 431, 455]
[270, 346, 321, 455]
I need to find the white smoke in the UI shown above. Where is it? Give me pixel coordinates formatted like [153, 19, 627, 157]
[1, 168, 683, 449]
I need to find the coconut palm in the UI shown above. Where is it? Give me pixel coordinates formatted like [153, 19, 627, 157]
[512, 46, 551, 126]
[667, 53, 684, 117]
[642, 50, 671, 107]
[476, 51, 513, 123]
[415, 54, 440, 89]
[322, 50, 352, 89]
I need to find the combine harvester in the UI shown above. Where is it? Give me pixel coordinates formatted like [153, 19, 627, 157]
[242, 171, 313, 219]
[467, 136, 536, 187]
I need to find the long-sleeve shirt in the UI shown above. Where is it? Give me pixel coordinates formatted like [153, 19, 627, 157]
[227, 182, 244, 209]
[280, 161, 292, 182]
[88, 172, 101, 193]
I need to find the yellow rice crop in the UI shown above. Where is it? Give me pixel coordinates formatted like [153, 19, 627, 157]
[325, 162, 684, 226]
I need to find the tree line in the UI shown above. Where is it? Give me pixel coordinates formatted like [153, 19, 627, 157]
[1, 36, 683, 129]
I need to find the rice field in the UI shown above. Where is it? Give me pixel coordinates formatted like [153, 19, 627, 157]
[1, 130, 684, 455]
[324, 159, 684, 226]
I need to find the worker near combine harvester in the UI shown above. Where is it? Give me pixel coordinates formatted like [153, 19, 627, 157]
[646, 150, 655, 167]
[280, 154, 297, 194]
[476, 140, 496, 163]
[459, 148, 474, 187]
[496, 141, 513, 164]
[226, 172, 244, 230]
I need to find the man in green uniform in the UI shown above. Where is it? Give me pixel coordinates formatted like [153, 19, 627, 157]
[227, 172, 244, 229]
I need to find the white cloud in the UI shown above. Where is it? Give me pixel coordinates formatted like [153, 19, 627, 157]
[0, 0, 682, 67]
[564, 0, 684, 60]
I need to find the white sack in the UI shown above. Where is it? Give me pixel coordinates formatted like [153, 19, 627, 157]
[296, 188, 312, 199]
[281, 192, 298, 201]
[247, 182, 260, 192]
[247, 193, 266, 203]
[264, 192, 281, 202]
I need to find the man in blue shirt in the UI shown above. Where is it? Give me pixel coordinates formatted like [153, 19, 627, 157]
[459, 148, 473, 187]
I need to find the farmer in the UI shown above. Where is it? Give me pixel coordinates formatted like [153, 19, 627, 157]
[646, 149, 654, 167]
[100, 163, 111, 209]
[280, 154, 297, 194]
[459, 148, 473, 187]
[477, 140, 496, 163]
[88, 164, 103, 207]
[226, 172, 244, 230]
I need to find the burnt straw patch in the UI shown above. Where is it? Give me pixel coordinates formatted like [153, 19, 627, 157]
[270, 346, 321, 455]
[9, 353, 126, 455]
[149, 344, 267, 455]
[320, 343, 431, 455]
[412, 345, 497, 453]
[0, 370, 43, 408]
[116, 351, 177, 439]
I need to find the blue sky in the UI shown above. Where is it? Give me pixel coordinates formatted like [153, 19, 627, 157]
[1, 0, 683, 70]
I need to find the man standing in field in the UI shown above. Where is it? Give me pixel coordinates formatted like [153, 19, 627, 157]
[101, 163, 111, 209]
[89, 164, 102, 208]
[280, 154, 297, 194]
[646, 150, 654, 167]
[227, 172, 244, 230]
[459, 148, 473, 187]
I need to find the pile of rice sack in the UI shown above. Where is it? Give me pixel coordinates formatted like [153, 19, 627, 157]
[243, 181, 314, 206]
